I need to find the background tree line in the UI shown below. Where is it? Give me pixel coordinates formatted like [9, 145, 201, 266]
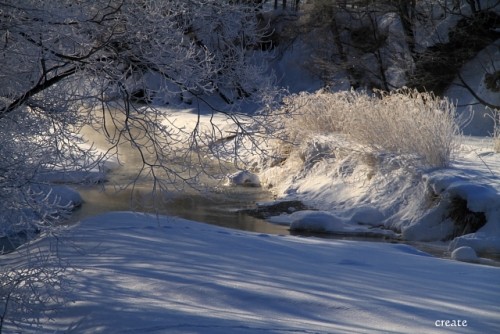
[261, 0, 499, 107]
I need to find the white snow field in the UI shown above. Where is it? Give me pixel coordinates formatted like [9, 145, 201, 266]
[6, 212, 500, 334]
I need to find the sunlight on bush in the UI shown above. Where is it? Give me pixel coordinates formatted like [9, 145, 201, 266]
[278, 88, 460, 168]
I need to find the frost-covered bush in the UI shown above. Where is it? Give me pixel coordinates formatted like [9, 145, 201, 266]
[278, 88, 459, 168]
[280, 90, 346, 139]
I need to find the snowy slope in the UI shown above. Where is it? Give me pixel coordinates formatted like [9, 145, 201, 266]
[3, 212, 499, 333]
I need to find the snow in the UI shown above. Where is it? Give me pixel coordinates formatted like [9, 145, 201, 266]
[249, 132, 500, 258]
[451, 246, 479, 263]
[3, 3, 500, 332]
[240, 24, 500, 259]
[4, 212, 499, 333]
[27, 184, 83, 209]
[225, 170, 261, 187]
[268, 209, 396, 238]
[270, 39, 324, 93]
[451, 233, 500, 256]
[287, 210, 349, 233]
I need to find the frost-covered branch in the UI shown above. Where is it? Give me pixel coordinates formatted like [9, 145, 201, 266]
[0, 0, 276, 329]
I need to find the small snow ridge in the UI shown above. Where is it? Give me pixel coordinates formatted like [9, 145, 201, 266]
[349, 206, 385, 226]
[391, 244, 432, 257]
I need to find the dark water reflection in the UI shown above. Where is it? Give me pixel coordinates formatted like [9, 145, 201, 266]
[70, 185, 290, 235]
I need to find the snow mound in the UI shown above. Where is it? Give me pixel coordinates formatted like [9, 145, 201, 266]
[288, 210, 350, 233]
[451, 246, 479, 263]
[450, 233, 500, 256]
[43, 185, 83, 208]
[402, 164, 500, 255]
[225, 170, 261, 187]
[349, 206, 385, 226]
[269, 208, 396, 238]
[36, 170, 107, 184]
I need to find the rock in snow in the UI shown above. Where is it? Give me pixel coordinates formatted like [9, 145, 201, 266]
[225, 170, 261, 187]
[451, 246, 479, 263]
[289, 210, 348, 233]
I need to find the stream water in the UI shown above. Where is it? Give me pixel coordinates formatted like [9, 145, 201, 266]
[70, 112, 355, 242]
[71, 115, 289, 234]
[68, 176, 500, 267]
[70, 184, 289, 236]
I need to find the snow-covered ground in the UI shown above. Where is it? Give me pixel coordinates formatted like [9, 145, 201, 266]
[2, 3, 499, 331]
[3, 100, 500, 334]
[3, 212, 499, 333]
[4, 88, 499, 332]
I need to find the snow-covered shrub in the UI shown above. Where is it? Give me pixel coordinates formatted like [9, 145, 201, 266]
[278, 88, 459, 168]
[347, 89, 459, 167]
[280, 90, 347, 141]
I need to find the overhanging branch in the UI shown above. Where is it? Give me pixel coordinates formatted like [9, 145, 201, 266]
[457, 72, 499, 110]
[0, 66, 78, 119]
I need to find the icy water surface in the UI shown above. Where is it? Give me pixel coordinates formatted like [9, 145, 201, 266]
[70, 184, 289, 236]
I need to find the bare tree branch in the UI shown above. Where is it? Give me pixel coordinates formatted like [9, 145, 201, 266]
[456, 72, 500, 110]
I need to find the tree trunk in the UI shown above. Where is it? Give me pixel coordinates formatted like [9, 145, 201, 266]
[399, 0, 416, 57]
[330, 18, 359, 89]
[466, 0, 479, 13]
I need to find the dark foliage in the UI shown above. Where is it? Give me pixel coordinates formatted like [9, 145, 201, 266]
[409, 10, 500, 95]
[446, 196, 487, 240]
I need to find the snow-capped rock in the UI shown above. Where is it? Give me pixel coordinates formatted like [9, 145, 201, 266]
[451, 246, 479, 263]
[225, 170, 261, 187]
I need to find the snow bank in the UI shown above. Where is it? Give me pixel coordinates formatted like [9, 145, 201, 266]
[3, 212, 499, 333]
[33, 184, 83, 209]
[268, 208, 395, 238]
[451, 233, 500, 256]
[287, 210, 349, 233]
[249, 133, 500, 258]
[36, 170, 107, 185]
